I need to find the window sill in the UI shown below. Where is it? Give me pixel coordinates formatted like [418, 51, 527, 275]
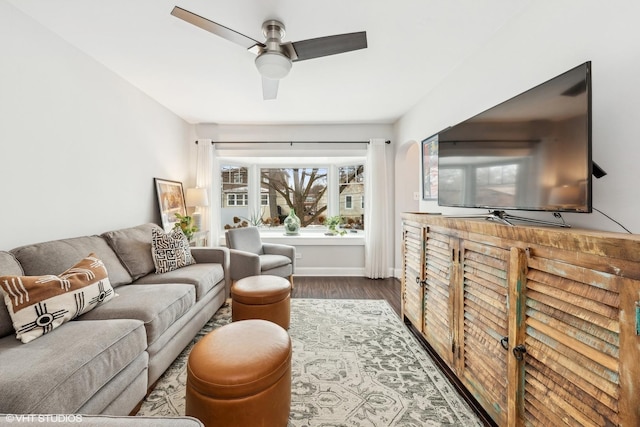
[259, 229, 365, 246]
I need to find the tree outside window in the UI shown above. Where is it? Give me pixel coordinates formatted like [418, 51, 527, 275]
[260, 168, 328, 227]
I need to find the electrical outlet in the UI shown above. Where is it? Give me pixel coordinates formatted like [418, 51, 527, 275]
[295, 253, 302, 259]
[413, 191, 420, 201]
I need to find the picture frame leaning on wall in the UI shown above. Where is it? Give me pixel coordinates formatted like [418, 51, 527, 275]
[154, 178, 187, 232]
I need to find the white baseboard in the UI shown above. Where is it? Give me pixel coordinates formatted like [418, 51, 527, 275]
[295, 267, 365, 276]
[295, 267, 399, 278]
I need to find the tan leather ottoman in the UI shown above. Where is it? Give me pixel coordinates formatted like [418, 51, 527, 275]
[185, 319, 292, 427]
[231, 275, 291, 329]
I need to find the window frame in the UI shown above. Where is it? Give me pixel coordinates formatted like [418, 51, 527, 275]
[219, 157, 365, 233]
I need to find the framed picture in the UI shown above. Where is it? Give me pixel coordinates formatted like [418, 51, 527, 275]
[154, 178, 186, 232]
[422, 134, 439, 201]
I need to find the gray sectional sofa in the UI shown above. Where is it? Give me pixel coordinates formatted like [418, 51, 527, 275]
[0, 223, 229, 418]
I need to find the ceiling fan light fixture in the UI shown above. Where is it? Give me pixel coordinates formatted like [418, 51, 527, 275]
[255, 51, 292, 80]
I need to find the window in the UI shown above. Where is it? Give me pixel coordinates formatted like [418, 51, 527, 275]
[227, 193, 248, 206]
[221, 165, 249, 228]
[260, 168, 328, 226]
[339, 165, 364, 229]
[222, 166, 247, 184]
[217, 159, 365, 232]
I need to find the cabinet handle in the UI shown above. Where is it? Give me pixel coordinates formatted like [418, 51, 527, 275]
[513, 344, 527, 361]
[500, 336, 509, 350]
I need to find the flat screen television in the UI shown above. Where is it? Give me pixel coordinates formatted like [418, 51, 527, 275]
[438, 62, 592, 214]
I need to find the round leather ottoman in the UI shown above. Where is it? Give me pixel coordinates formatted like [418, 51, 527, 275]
[231, 275, 291, 329]
[185, 319, 292, 427]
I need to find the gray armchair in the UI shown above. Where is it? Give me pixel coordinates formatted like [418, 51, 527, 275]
[225, 227, 295, 285]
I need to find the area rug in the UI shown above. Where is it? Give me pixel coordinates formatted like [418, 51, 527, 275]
[137, 299, 482, 426]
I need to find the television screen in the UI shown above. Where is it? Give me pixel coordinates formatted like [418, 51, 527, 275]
[438, 62, 592, 213]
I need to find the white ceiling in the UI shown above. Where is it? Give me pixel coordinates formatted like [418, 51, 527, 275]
[8, 0, 531, 125]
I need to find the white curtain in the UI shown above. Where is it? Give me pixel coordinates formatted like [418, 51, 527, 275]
[195, 139, 219, 246]
[364, 138, 390, 278]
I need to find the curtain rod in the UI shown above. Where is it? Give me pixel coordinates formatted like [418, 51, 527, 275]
[194, 140, 390, 145]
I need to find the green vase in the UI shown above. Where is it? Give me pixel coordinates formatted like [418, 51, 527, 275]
[284, 209, 301, 236]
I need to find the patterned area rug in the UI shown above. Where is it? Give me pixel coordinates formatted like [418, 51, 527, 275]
[137, 299, 482, 426]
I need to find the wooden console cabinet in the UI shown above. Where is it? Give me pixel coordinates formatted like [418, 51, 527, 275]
[401, 213, 640, 427]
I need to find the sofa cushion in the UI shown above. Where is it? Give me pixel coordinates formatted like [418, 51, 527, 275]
[0, 318, 146, 414]
[79, 283, 195, 346]
[0, 251, 23, 339]
[260, 254, 292, 271]
[151, 228, 195, 274]
[11, 235, 132, 287]
[102, 223, 162, 281]
[0, 254, 117, 343]
[134, 263, 225, 301]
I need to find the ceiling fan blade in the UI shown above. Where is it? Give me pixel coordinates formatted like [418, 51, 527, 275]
[290, 31, 367, 62]
[262, 77, 279, 100]
[171, 6, 263, 50]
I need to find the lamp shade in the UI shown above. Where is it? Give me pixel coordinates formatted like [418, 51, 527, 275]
[185, 187, 209, 207]
[255, 51, 292, 80]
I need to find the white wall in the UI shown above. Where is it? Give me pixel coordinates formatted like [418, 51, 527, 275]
[0, 2, 193, 249]
[393, 0, 640, 273]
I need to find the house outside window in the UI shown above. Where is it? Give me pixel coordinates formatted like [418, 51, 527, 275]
[338, 165, 364, 229]
[221, 165, 249, 228]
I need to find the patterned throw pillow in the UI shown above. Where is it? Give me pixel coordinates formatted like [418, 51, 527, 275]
[151, 227, 195, 274]
[0, 253, 116, 343]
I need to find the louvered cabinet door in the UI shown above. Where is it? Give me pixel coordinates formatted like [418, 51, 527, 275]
[402, 222, 425, 331]
[422, 226, 456, 367]
[458, 238, 510, 425]
[517, 251, 634, 427]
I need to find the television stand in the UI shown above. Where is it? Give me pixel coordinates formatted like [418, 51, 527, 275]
[446, 210, 571, 228]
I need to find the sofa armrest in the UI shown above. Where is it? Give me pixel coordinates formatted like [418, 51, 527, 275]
[263, 243, 296, 273]
[191, 247, 231, 296]
[228, 249, 261, 281]
[191, 247, 228, 265]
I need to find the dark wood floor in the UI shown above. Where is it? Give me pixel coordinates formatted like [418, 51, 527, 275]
[290, 276, 401, 317]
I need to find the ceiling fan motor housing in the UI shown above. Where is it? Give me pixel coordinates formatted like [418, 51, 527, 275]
[255, 20, 293, 80]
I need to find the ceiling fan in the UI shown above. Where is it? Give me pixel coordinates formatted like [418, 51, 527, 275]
[170, 6, 368, 100]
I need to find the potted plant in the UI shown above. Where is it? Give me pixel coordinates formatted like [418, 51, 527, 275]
[324, 216, 346, 236]
[174, 213, 198, 240]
